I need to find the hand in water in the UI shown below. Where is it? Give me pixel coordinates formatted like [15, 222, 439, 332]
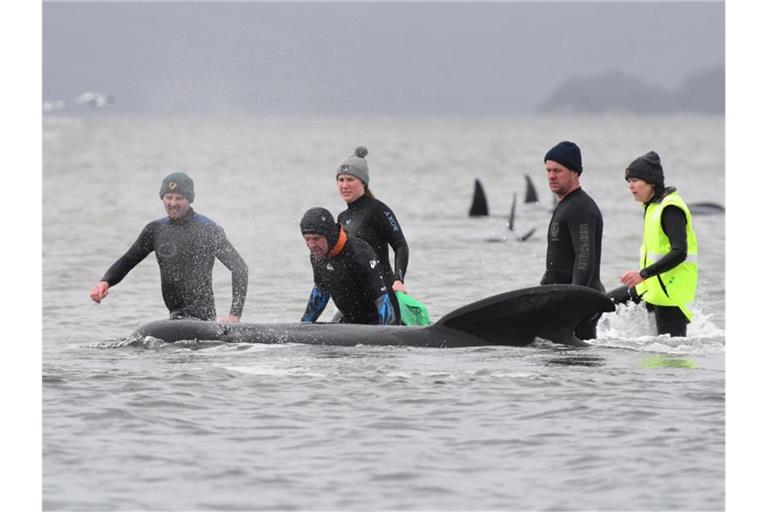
[219, 314, 241, 324]
[90, 281, 109, 303]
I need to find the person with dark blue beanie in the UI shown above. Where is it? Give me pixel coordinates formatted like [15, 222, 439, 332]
[541, 141, 605, 341]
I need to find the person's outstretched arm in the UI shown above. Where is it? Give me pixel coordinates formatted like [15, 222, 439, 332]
[90, 223, 155, 304]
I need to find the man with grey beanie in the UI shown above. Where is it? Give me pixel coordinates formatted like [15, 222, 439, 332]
[89, 171, 249, 322]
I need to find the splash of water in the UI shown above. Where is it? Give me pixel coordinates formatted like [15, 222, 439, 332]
[595, 301, 724, 354]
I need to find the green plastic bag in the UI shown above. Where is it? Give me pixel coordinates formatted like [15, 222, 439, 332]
[396, 292, 432, 326]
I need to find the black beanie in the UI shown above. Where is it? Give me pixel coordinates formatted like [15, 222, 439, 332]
[625, 151, 665, 187]
[544, 141, 583, 175]
[300, 207, 340, 248]
[159, 172, 195, 202]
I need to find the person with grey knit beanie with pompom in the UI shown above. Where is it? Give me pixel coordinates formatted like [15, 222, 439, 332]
[335, 146, 410, 295]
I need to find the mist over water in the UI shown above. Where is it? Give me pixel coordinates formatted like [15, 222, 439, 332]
[43, 114, 724, 511]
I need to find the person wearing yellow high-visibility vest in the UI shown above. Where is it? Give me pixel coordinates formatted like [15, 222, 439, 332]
[608, 151, 698, 337]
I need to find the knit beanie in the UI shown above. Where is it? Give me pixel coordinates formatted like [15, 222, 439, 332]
[625, 151, 665, 187]
[336, 146, 370, 186]
[544, 141, 583, 175]
[300, 207, 340, 248]
[159, 172, 195, 202]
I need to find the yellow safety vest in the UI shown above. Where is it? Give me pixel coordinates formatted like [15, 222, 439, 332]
[635, 191, 698, 320]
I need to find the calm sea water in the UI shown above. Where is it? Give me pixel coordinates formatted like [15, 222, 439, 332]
[43, 114, 725, 511]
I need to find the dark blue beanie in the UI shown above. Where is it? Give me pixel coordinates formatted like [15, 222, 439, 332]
[544, 141, 583, 175]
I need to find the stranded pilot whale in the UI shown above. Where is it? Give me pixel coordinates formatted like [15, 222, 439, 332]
[131, 285, 614, 348]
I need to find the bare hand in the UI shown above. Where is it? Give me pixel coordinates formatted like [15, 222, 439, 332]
[619, 271, 645, 288]
[219, 314, 241, 324]
[90, 281, 109, 304]
[392, 280, 407, 293]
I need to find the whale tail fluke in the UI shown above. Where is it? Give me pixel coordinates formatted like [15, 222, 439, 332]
[469, 179, 489, 217]
[524, 174, 539, 204]
[433, 284, 614, 346]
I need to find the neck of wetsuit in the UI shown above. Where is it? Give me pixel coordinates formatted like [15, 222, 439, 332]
[328, 227, 348, 257]
[170, 207, 195, 223]
[347, 195, 367, 209]
[558, 186, 581, 202]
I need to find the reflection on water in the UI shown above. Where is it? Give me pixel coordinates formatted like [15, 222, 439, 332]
[639, 355, 697, 369]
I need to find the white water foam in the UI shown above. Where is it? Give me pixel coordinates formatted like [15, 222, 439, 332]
[596, 301, 725, 354]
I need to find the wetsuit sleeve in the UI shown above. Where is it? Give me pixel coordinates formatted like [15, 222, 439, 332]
[213, 228, 249, 317]
[374, 293, 397, 325]
[566, 210, 601, 287]
[101, 223, 155, 287]
[301, 286, 330, 323]
[376, 206, 409, 282]
[640, 206, 687, 279]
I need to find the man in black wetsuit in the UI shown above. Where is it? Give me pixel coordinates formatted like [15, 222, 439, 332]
[299, 207, 399, 325]
[89, 172, 249, 322]
[541, 141, 605, 340]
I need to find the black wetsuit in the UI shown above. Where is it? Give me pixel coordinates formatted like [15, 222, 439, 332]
[608, 189, 689, 336]
[541, 187, 605, 340]
[301, 232, 398, 325]
[101, 208, 248, 321]
[337, 195, 409, 287]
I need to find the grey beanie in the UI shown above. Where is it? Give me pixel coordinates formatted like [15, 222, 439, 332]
[336, 146, 370, 186]
[159, 172, 195, 202]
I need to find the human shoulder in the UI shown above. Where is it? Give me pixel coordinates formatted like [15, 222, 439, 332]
[346, 234, 377, 258]
[564, 189, 602, 217]
[143, 217, 167, 232]
[190, 212, 219, 226]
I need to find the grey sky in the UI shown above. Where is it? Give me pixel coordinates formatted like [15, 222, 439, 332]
[43, 1, 724, 115]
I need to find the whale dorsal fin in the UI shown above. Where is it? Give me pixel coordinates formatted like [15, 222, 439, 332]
[469, 178, 489, 217]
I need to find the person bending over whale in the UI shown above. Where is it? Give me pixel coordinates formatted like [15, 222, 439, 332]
[541, 141, 605, 340]
[609, 151, 698, 337]
[89, 172, 249, 322]
[335, 146, 409, 295]
[300, 207, 399, 325]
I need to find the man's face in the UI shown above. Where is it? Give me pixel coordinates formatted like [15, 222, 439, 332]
[627, 177, 655, 203]
[545, 160, 578, 198]
[304, 233, 329, 257]
[162, 193, 191, 220]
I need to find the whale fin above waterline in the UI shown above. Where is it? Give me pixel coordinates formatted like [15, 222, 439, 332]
[524, 174, 539, 204]
[435, 284, 614, 347]
[469, 178, 489, 217]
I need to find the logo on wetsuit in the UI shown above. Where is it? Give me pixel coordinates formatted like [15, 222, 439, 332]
[157, 242, 178, 259]
[384, 210, 399, 232]
[550, 221, 560, 240]
[326, 263, 334, 271]
[370, 260, 378, 269]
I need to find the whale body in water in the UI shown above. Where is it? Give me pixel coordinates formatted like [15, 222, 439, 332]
[131, 285, 615, 348]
